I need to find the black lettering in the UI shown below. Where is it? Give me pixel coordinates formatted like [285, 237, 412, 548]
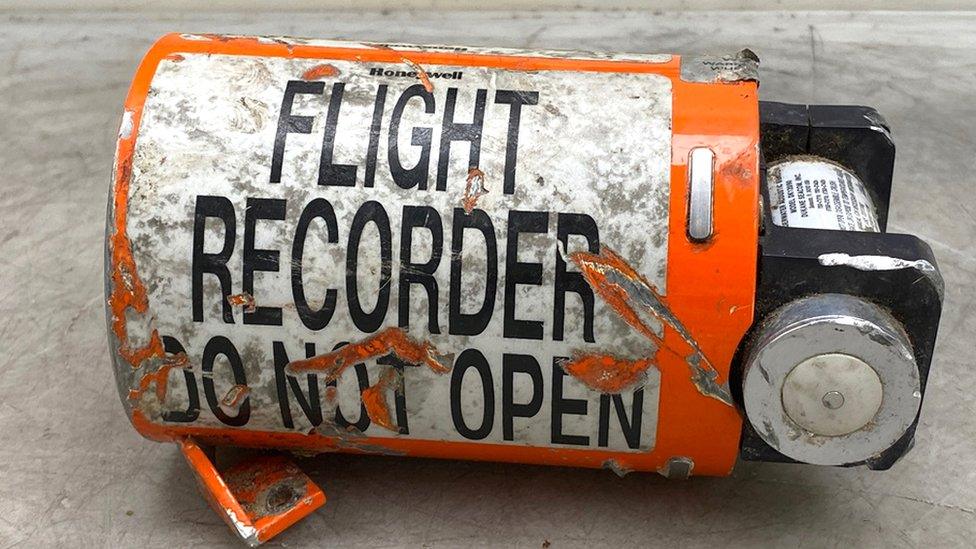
[201, 336, 250, 427]
[243, 197, 286, 325]
[273, 341, 322, 429]
[598, 391, 644, 450]
[551, 359, 588, 446]
[554, 213, 599, 342]
[376, 353, 411, 434]
[436, 88, 487, 191]
[319, 83, 357, 186]
[504, 210, 548, 340]
[192, 195, 235, 324]
[160, 335, 199, 423]
[502, 354, 543, 441]
[450, 349, 494, 440]
[292, 198, 339, 330]
[346, 201, 392, 332]
[328, 342, 372, 432]
[364, 84, 388, 188]
[449, 208, 497, 336]
[388, 84, 434, 190]
[494, 90, 539, 194]
[398, 205, 443, 333]
[271, 80, 324, 183]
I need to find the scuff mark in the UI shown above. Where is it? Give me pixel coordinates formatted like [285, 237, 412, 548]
[164, 53, 185, 62]
[361, 368, 401, 432]
[286, 327, 453, 381]
[818, 253, 943, 300]
[119, 110, 134, 139]
[568, 246, 733, 405]
[657, 456, 694, 479]
[302, 63, 339, 80]
[227, 292, 257, 313]
[462, 167, 488, 214]
[602, 458, 632, 478]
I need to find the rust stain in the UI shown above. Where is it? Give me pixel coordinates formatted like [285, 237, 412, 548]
[567, 246, 733, 404]
[361, 368, 400, 432]
[221, 384, 251, 408]
[227, 292, 256, 313]
[287, 327, 452, 381]
[302, 63, 339, 80]
[559, 353, 653, 394]
[462, 167, 488, 214]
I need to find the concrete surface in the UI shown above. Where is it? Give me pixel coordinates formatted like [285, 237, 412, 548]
[1, 9, 975, 548]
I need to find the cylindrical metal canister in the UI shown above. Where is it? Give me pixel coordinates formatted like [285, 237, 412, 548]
[107, 34, 762, 477]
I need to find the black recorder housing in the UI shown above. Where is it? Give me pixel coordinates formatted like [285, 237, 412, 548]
[732, 102, 943, 469]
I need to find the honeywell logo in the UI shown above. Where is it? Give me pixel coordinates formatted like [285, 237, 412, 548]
[369, 67, 463, 80]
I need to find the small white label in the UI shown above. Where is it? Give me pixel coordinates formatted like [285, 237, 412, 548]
[767, 159, 879, 232]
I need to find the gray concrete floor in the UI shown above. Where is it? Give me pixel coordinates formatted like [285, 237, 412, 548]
[1, 9, 975, 548]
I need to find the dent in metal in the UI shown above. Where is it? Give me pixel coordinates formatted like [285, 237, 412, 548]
[818, 252, 943, 300]
[680, 49, 759, 84]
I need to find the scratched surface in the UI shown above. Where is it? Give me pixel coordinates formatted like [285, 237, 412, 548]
[1, 9, 975, 548]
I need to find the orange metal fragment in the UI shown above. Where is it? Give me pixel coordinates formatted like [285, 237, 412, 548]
[179, 438, 326, 546]
[286, 327, 452, 381]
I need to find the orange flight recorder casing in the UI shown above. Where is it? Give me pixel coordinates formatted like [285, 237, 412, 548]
[107, 33, 943, 546]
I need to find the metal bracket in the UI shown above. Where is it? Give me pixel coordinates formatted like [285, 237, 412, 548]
[179, 438, 326, 546]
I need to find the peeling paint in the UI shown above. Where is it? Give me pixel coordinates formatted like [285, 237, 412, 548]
[818, 253, 943, 299]
[461, 167, 488, 214]
[286, 327, 453, 381]
[568, 246, 733, 405]
[559, 353, 652, 394]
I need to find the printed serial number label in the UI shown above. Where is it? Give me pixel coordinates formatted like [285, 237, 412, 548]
[767, 159, 880, 232]
[127, 53, 673, 452]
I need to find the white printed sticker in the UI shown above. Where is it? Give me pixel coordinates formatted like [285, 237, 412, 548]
[127, 52, 673, 452]
[767, 158, 880, 232]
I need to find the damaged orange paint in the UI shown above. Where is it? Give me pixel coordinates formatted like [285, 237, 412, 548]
[566, 245, 733, 404]
[302, 63, 339, 79]
[361, 368, 400, 432]
[559, 353, 654, 394]
[286, 327, 452, 381]
[462, 167, 488, 214]
[108, 120, 165, 371]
